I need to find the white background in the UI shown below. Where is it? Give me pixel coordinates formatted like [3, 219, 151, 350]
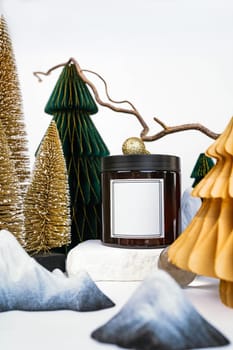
[1, 0, 233, 191]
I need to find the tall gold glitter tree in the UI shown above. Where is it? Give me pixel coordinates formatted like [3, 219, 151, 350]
[0, 15, 30, 194]
[168, 117, 233, 308]
[24, 121, 71, 254]
[0, 120, 24, 245]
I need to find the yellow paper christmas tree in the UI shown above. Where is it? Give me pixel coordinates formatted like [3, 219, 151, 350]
[168, 117, 233, 307]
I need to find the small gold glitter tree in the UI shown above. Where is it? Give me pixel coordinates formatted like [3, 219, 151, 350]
[24, 121, 71, 254]
[0, 15, 30, 194]
[0, 120, 24, 245]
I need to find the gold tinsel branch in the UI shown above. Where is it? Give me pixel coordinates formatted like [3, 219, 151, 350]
[0, 120, 25, 245]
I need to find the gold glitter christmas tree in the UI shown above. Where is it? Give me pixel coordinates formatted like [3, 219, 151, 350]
[0, 15, 30, 194]
[0, 120, 24, 245]
[24, 121, 71, 254]
[168, 117, 233, 307]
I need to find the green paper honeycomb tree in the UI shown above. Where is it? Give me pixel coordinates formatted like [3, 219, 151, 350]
[191, 153, 215, 188]
[44, 63, 109, 250]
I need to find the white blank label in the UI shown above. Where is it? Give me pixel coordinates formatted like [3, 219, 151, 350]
[110, 179, 164, 238]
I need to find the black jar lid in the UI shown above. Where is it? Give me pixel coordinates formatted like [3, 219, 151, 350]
[101, 154, 180, 172]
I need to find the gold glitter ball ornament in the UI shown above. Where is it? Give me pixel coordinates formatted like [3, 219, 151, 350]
[122, 137, 150, 155]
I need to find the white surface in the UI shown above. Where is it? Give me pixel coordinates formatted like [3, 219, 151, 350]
[0, 276, 233, 350]
[66, 240, 163, 281]
[1, 0, 233, 191]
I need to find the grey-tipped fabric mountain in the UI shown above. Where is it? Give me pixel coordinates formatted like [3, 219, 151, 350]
[0, 230, 114, 312]
[92, 270, 229, 349]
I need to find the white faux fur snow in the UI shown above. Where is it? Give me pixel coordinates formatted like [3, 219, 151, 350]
[66, 240, 163, 281]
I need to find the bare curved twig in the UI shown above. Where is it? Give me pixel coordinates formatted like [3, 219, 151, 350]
[33, 62, 67, 82]
[71, 58, 150, 137]
[81, 69, 137, 112]
[33, 58, 149, 138]
[33, 58, 220, 141]
[141, 117, 219, 141]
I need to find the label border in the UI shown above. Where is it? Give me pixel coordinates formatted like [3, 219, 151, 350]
[110, 178, 164, 239]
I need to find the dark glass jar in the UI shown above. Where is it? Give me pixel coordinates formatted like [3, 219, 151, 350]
[101, 154, 181, 248]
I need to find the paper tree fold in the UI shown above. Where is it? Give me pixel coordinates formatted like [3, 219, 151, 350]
[190, 153, 215, 188]
[168, 117, 233, 307]
[44, 63, 109, 250]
